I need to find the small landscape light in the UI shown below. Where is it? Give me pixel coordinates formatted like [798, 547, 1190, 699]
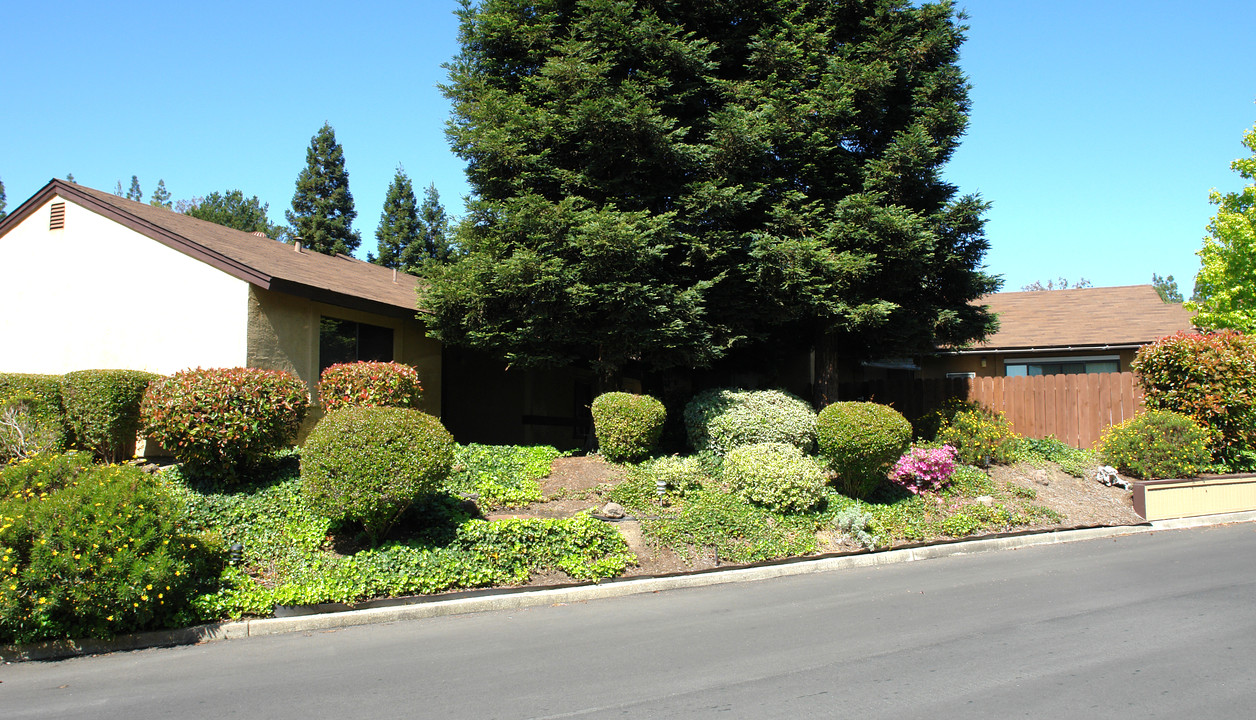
[229, 543, 243, 566]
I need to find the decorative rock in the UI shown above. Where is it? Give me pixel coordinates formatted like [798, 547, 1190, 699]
[976, 495, 994, 507]
[601, 502, 626, 519]
[1094, 465, 1130, 489]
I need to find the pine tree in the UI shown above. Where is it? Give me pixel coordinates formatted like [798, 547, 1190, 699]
[372, 167, 420, 270]
[184, 189, 283, 238]
[423, 0, 998, 389]
[149, 179, 172, 209]
[285, 123, 361, 255]
[126, 176, 143, 202]
[402, 183, 453, 269]
[0, 177, 7, 221]
[65, 173, 76, 184]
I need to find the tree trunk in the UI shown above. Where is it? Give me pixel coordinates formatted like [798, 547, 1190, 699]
[813, 333, 840, 408]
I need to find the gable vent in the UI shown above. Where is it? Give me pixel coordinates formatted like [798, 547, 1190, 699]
[49, 202, 66, 230]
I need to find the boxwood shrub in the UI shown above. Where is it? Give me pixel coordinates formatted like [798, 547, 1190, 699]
[141, 367, 309, 479]
[301, 406, 455, 544]
[591, 392, 666, 462]
[1098, 410, 1211, 480]
[0, 373, 69, 460]
[684, 388, 817, 455]
[0, 453, 221, 645]
[318, 361, 423, 413]
[62, 369, 160, 463]
[723, 442, 827, 514]
[817, 401, 912, 498]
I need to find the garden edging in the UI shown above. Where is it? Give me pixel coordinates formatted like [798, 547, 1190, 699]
[5, 509, 1253, 664]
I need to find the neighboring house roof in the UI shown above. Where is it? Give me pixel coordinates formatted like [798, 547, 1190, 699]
[963, 284, 1196, 352]
[0, 179, 422, 318]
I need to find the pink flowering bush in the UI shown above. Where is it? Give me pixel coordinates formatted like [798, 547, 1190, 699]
[889, 445, 958, 495]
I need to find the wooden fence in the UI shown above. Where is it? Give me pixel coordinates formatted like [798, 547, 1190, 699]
[836, 372, 1145, 449]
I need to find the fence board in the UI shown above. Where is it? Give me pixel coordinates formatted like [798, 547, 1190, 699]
[837, 372, 1143, 449]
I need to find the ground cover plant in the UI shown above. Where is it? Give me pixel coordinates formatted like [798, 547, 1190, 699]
[444, 443, 566, 508]
[162, 443, 627, 620]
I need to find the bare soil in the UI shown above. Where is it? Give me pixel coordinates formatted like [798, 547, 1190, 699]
[487, 456, 1144, 584]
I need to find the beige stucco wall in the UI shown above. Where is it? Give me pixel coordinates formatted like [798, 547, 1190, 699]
[246, 287, 442, 418]
[0, 196, 249, 374]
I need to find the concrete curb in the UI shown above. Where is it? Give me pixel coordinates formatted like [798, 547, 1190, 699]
[6, 510, 1254, 663]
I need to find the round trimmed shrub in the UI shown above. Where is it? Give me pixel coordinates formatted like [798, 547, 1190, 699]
[937, 406, 1019, 467]
[301, 406, 455, 543]
[318, 361, 423, 413]
[723, 442, 826, 514]
[1098, 410, 1211, 480]
[591, 392, 666, 462]
[683, 388, 817, 455]
[62, 369, 160, 463]
[817, 401, 912, 499]
[141, 367, 309, 478]
[0, 453, 220, 645]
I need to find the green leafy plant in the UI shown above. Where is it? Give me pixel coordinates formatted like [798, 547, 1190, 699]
[723, 442, 827, 514]
[684, 388, 817, 455]
[641, 488, 819, 564]
[1097, 410, 1211, 480]
[301, 407, 455, 544]
[141, 367, 309, 479]
[0, 454, 221, 644]
[591, 392, 666, 462]
[1013, 436, 1095, 478]
[1132, 330, 1256, 465]
[817, 401, 912, 499]
[61, 369, 159, 463]
[937, 406, 1019, 467]
[444, 444, 565, 508]
[0, 373, 69, 460]
[833, 506, 879, 549]
[318, 361, 423, 413]
[639, 454, 708, 496]
[912, 397, 982, 442]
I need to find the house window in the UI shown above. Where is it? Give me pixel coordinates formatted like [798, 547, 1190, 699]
[1004, 355, 1119, 377]
[319, 317, 394, 373]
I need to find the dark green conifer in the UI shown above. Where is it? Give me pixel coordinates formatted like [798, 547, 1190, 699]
[286, 123, 361, 255]
[149, 179, 172, 209]
[372, 167, 420, 270]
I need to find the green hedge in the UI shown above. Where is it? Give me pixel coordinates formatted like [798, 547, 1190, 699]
[301, 406, 455, 544]
[62, 370, 160, 463]
[0, 373, 69, 460]
[591, 392, 666, 462]
[723, 442, 827, 514]
[817, 401, 911, 498]
[684, 388, 817, 455]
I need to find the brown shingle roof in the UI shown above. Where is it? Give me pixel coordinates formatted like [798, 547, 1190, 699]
[972, 285, 1195, 350]
[3, 179, 421, 318]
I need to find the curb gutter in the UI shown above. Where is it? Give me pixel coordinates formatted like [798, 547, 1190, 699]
[6, 510, 1254, 663]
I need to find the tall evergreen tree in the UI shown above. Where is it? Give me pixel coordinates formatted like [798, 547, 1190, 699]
[149, 179, 172, 209]
[286, 123, 361, 255]
[403, 183, 453, 268]
[65, 173, 76, 184]
[0, 177, 7, 221]
[422, 0, 998, 391]
[372, 167, 420, 270]
[184, 189, 284, 238]
[126, 175, 143, 202]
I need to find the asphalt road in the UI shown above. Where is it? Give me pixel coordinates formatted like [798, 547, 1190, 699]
[5, 523, 1254, 719]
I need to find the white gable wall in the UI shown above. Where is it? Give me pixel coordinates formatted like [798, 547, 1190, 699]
[0, 196, 250, 375]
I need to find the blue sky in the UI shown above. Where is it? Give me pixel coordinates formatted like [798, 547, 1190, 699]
[2, 0, 1252, 295]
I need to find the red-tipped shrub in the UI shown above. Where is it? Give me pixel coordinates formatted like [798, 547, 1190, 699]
[141, 367, 308, 478]
[318, 361, 423, 412]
